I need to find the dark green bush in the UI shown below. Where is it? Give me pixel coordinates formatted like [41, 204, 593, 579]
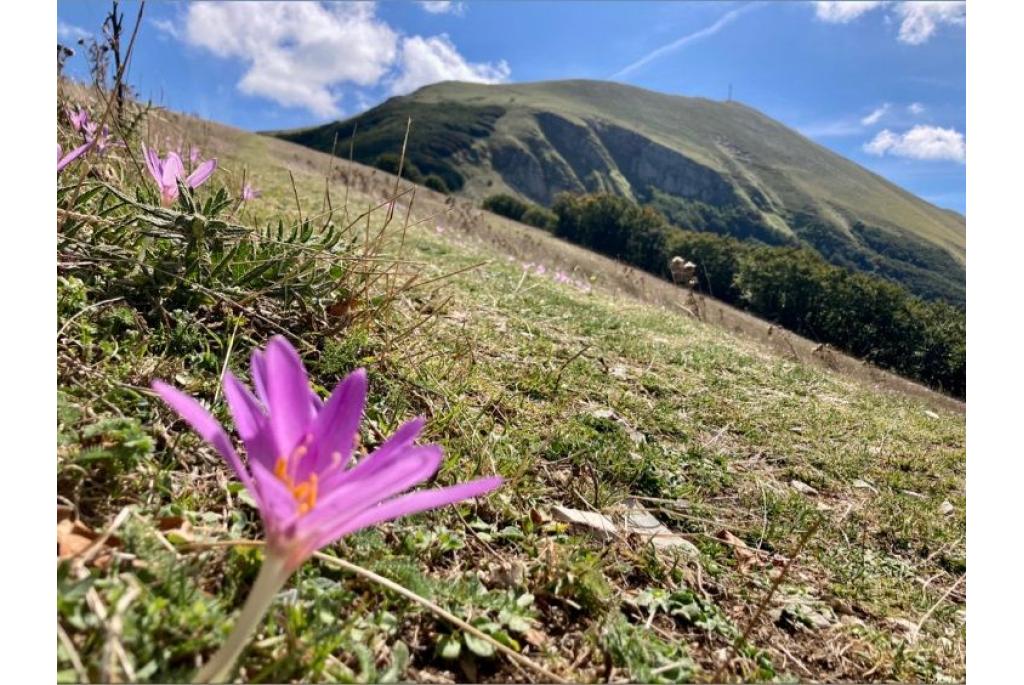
[423, 174, 450, 194]
[482, 194, 530, 222]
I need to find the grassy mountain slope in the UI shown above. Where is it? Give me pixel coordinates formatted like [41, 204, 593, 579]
[58, 92, 965, 683]
[272, 80, 966, 305]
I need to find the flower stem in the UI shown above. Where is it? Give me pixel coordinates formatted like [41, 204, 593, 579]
[195, 553, 292, 684]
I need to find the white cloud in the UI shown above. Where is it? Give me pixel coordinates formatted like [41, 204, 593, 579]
[908, 102, 926, 115]
[814, 1, 882, 23]
[165, 2, 505, 117]
[418, 1, 465, 15]
[860, 103, 890, 126]
[58, 20, 90, 41]
[864, 125, 965, 162]
[812, 2, 965, 45]
[389, 34, 510, 95]
[179, 2, 398, 117]
[895, 1, 966, 45]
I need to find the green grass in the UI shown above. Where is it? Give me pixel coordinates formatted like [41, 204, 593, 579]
[57, 93, 965, 683]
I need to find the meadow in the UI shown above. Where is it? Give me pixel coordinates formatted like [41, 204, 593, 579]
[57, 81, 965, 683]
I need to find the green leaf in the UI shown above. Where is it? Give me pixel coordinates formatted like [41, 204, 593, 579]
[437, 634, 462, 660]
[463, 632, 495, 658]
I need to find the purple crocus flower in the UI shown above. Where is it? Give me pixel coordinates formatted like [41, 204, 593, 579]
[142, 144, 217, 206]
[152, 336, 502, 682]
[68, 107, 90, 133]
[57, 141, 93, 173]
[190, 147, 201, 165]
[241, 183, 260, 202]
[84, 122, 114, 154]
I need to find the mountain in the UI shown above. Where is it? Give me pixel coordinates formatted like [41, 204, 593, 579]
[270, 79, 966, 305]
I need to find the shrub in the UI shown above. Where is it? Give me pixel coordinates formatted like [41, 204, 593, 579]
[423, 174, 450, 194]
[482, 193, 530, 222]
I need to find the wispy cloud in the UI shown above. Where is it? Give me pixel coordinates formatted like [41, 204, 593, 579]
[860, 103, 890, 126]
[610, 4, 757, 80]
[864, 125, 965, 163]
[58, 20, 90, 41]
[908, 102, 926, 115]
[813, 1, 882, 24]
[418, 1, 465, 15]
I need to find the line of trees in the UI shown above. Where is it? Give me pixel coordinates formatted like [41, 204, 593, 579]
[549, 193, 965, 398]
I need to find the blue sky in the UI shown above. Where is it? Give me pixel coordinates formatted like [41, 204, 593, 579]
[58, 1, 966, 213]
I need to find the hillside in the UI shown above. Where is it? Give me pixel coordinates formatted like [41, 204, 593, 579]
[58, 89, 965, 683]
[272, 79, 966, 305]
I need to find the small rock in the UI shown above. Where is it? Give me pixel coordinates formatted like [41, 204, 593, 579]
[923, 409, 940, 419]
[852, 478, 879, 494]
[939, 500, 955, 516]
[790, 479, 818, 495]
[609, 366, 629, 379]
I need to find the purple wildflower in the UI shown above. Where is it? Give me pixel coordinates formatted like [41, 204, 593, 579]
[142, 144, 217, 206]
[68, 107, 90, 133]
[57, 141, 93, 173]
[84, 123, 114, 154]
[190, 147, 202, 165]
[241, 183, 261, 202]
[153, 336, 502, 681]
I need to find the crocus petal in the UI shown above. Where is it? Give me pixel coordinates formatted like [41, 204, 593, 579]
[57, 144, 62, 163]
[250, 349, 270, 408]
[298, 368, 367, 479]
[251, 459, 299, 525]
[262, 336, 316, 456]
[300, 445, 444, 532]
[141, 144, 162, 184]
[57, 141, 93, 172]
[318, 416, 425, 493]
[186, 159, 217, 189]
[151, 380, 256, 495]
[308, 477, 503, 554]
[162, 152, 184, 187]
[222, 371, 276, 469]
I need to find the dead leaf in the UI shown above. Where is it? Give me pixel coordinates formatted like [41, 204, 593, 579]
[717, 530, 758, 571]
[619, 499, 699, 558]
[57, 506, 121, 567]
[551, 506, 617, 537]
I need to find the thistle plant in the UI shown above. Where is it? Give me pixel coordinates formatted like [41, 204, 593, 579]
[152, 336, 502, 682]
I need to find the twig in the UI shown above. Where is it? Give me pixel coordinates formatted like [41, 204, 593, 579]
[912, 573, 966, 640]
[76, 506, 133, 571]
[58, 621, 89, 683]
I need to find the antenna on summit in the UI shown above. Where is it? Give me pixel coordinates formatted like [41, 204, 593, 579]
[727, 83, 733, 102]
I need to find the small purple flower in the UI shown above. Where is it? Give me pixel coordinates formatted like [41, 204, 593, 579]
[153, 336, 502, 571]
[68, 107, 90, 133]
[84, 122, 114, 154]
[241, 183, 261, 202]
[142, 144, 217, 206]
[190, 147, 202, 165]
[57, 141, 93, 173]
